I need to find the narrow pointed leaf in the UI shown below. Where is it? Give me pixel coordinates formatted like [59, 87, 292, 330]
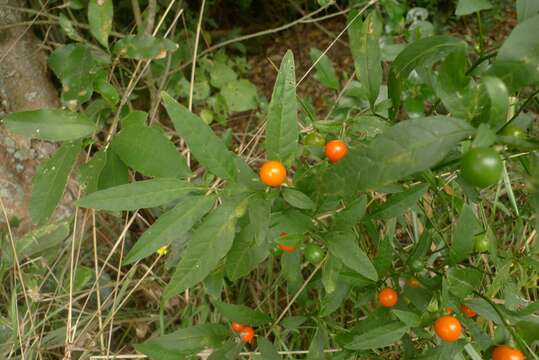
[125, 195, 215, 264]
[3, 109, 95, 141]
[88, 0, 113, 48]
[328, 231, 378, 281]
[161, 92, 240, 181]
[30, 141, 81, 224]
[213, 302, 272, 326]
[135, 324, 228, 359]
[389, 36, 466, 112]
[343, 321, 408, 350]
[449, 204, 480, 265]
[356, 116, 474, 190]
[163, 196, 248, 299]
[265, 50, 298, 166]
[309, 48, 339, 90]
[348, 11, 383, 107]
[78, 178, 203, 211]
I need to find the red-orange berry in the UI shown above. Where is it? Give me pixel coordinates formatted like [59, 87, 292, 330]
[378, 287, 398, 308]
[231, 322, 244, 332]
[259, 160, 287, 187]
[278, 244, 296, 253]
[240, 326, 255, 343]
[460, 304, 477, 318]
[434, 316, 462, 342]
[324, 140, 348, 163]
[407, 277, 421, 288]
[492, 345, 525, 360]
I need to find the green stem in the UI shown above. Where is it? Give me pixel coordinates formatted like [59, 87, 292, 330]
[465, 50, 497, 76]
[498, 88, 539, 133]
[476, 12, 484, 56]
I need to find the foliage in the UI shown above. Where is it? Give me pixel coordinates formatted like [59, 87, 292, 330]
[0, 1, 538, 359]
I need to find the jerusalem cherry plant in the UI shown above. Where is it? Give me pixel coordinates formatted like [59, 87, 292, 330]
[1, 1, 538, 359]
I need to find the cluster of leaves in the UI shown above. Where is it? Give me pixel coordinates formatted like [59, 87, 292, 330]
[1, 0, 539, 359]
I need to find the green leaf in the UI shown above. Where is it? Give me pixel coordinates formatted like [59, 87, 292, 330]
[214, 302, 272, 326]
[30, 141, 81, 224]
[135, 324, 229, 359]
[12, 221, 70, 263]
[406, 231, 432, 266]
[373, 236, 393, 277]
[97, 150, 128, 190]
[356, 116, 474, 190]
[113, 34, 178, 59]
[210, 62, 238, 88]
[449, 204, 480, 265]
[307, 327, 328, 360]
[343, 321, 408, 350]
[515, 319, 539, 345]
[94, 75, 119, 106]
[281, 251, 302, 284]
[392, 309, 421, 327]
[78, 178, 202, 211]
[221, 79, 258, 113]
[472, 123, 497, 148]
[161, 92, 240, 182]
[489, 15, 539, 91]
[271, 209, 314, 234]
[327, 231, 378, 281]
[282, 188, 315, 210]
[58, 14, 84, 42]
[309, 48, 339, 90]
[257, 338, 280, 360]
[265, 50, 298, 166]
[447, 267, 483, 298]
[478, 76, 509, 130]
[111, 124, 191, 178]
[48, 44, 110, 106]
[124, 195, 215, 264]
[389, 36, 466, 113]
[163, 196, 248, 299]
[435, 48, 486, 121]
[367, 184, 428, 220]
[332, 196, 368, 230]
[88, 0, 113, 48]
[517, 0, 539, 22]
[348, 11, 383, 107]
[320, 282, 349, 317]
[455, 0, 492, 16]
[3, 109, 95, 141]
[79, 150, 107, 194]
[226, 223, 268, 280]
[248, 194, 271, 245]
[207, 341, 241, 360]
[322, 254, 342, 293]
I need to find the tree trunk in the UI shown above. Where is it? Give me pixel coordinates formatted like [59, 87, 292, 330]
[0, 0, 65, 230]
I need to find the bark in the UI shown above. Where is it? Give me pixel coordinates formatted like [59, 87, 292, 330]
[0, 0, 68, 230]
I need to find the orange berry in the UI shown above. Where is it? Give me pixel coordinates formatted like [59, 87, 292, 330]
[434, 316, 462, 342]
[446, 307, 454, 315]
[378, 287, 398, 308]
[324, 140, 348, 163]
[460, 304, 477, 318]
[278, 244, 296, 253]
[492, 345, 525, 360]
[231, 322, 244, 332]
[240, 326, 255, 343]
[407, 277, 421, 288]
[259, 160, 287, 187]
